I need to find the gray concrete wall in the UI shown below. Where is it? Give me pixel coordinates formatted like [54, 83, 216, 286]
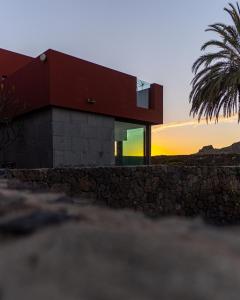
[0, 107, 115, 168]
[52, 108, 115, 167]
[0, 109, 53, 168]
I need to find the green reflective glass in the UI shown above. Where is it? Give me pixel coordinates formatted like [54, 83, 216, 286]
[114, 121, 146, 165]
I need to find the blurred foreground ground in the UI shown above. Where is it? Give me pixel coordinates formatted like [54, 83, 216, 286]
[0, 178, 238, 300]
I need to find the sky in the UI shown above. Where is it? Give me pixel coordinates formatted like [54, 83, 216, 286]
[0, 0, 239, 155]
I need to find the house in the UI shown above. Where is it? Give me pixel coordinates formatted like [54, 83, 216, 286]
[0, 48, 163, 168]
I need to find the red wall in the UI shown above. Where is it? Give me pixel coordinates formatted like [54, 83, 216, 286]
[0, 49, 32, 77]
[48, 50, 163, 124]
[6, 49, 163, 125]
[6, 54, 50, 113]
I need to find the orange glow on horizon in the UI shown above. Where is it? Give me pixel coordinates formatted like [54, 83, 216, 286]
[152, 115, 240, 156]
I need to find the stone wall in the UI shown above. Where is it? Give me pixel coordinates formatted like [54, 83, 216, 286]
[8, 165, 240, 225]
[2, 178, 240, 299]
[152, 154, 240, 166]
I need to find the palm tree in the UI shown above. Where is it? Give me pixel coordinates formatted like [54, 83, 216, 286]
[190, 2, 240, 122]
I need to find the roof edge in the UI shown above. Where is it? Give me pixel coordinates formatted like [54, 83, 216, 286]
[0, 48, 33, 59]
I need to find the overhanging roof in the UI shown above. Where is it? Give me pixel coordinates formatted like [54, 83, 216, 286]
[3, 48, 163, 125]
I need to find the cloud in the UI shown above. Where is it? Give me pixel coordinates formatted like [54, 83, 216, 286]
[152, 115, 238, 132]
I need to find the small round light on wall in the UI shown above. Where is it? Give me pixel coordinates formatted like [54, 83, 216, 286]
[40, 53, 47, 62]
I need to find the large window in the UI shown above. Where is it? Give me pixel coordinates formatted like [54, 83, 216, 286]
[114, 121, 147, 165]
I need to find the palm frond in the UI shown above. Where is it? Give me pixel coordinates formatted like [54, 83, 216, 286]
[190, 2, 240, 123]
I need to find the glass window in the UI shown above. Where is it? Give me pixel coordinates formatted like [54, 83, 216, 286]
[137, 79, 150, 109]
[114, 121, 146, 165]
[137, 89, 150, 109]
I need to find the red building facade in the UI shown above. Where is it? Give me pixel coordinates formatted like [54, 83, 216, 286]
[0, 48, 163, 167]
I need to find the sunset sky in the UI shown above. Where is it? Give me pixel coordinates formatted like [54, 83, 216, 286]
[1, 0, 239, 155]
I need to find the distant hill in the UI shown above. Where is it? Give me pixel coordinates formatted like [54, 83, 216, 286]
[198, 142, 240, 155]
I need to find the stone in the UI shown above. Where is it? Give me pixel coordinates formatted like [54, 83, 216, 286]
[0, 176, 240, 298]
[0, 214, 240, 299]
[0, 210, 74, 235]
[7, 165, 240, 224]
